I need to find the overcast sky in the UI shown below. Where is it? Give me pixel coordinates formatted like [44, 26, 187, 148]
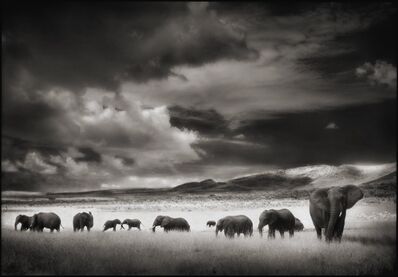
[2, 2, 396, 192]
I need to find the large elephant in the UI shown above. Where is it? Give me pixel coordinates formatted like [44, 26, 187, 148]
[294, 217, 304, 231]
[103, 219, 123, 232]
[215, 215, 253, 238]
[152, 215, 190, 232]
[258, 209, 295, 238]
[73, 212, 93, 232]
[309, 184, 363, 242]
[14, 214, 33, 231]
[30, 212, 63, 232]
[121, 219, 142, 230]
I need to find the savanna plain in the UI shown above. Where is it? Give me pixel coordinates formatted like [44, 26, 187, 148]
[1, 193, 396, 275]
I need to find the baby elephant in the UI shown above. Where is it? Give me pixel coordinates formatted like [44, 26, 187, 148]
[294, 217, 304, 231]
[103, 219, 123, 232]
[121, 219, 143, 230]
[207, 220, 216, 227]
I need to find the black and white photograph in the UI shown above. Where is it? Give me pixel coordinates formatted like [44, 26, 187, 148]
[1, 1, 397, 275]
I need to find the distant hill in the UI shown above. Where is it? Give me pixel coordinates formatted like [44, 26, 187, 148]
[275, 163, 396, 188]
[358, 171, 396, 198]
[2, 163, 395, 201]
[171, 174, 312, 193]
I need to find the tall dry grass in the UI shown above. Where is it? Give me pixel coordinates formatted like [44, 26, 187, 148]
[1, 223, 396, 275]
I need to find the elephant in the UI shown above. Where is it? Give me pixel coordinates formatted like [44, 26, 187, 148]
[73, 212, 93, 232]
[309, 184, 363, 242]
[121, 219, 143, 230]
[30, 212, 63, 232]
[215, 215, 253, 238]
[294, 217, 304, 231]
[258, 209, 295, 238]
[207, 220, 216, 227]
[14, 214, 33, 231]
[103, 219, 123, 232]
[152, 215, 190, 232]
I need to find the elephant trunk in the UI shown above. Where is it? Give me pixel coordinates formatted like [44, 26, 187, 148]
[326, 203, 340, 242]
[152, 225, 156, 232]
[215, 226, 220, 237]
[14, 216, 20, 231]
[258, 222, 265, 237]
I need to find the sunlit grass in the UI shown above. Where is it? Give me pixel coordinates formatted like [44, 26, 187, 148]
[2, 223, 395, 275]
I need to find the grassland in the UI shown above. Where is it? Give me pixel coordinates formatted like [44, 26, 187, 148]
[2, 222, 396, 275]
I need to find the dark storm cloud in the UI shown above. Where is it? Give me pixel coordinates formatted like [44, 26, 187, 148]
[1, 135, 65, 163]
[299, 8, 397, 77]
[232, 100, 396, 167]
[2, 99, 78, 145]
[168, 105, 230, 136]
[3, 1, 258, 92]
[2, 2, 396, 192]
[75, 147, 102, 163]
[192, 139, 268, 165]
[115, 155, 135, 166]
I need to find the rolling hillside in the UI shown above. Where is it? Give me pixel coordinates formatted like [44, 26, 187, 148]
[2, 163, 395, 201]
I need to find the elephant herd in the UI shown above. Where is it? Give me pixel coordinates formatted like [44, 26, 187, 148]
[14, 185, 364, 242]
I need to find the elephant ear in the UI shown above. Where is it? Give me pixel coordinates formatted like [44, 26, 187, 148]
[343, 185, 363, 209]
[160, 217, 171, 227]
[311, 188, 331, 212]
[268, 211, 279, 225]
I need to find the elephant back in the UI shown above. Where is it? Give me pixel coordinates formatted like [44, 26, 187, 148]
[175, 217, 190, 230]
[36, 212, 61, 228]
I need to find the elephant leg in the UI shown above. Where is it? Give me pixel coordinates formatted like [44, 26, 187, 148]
[113, 226, 116, 231]
[334, 212, 346, 242]
[289, 229, 294, 238]
[224, 229, 233, 238]
[87, 227, 91, 232]
[279, 230, 285, 238]
[50, 229, 54, 233]
[268, 228, 275, 239]
[315, 226, 322, 240]
[128, 226, 132, 230]
[57, 227, 60, 232]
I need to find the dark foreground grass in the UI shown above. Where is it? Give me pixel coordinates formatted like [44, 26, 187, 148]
[1, 224, 396, 275]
